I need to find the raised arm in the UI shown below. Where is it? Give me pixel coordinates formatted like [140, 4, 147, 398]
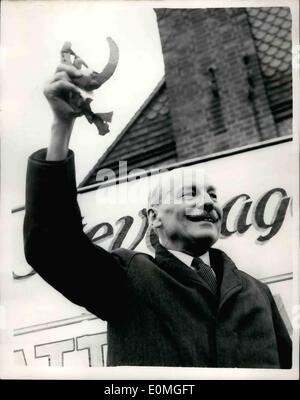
[23, 64, 130, 321]
[45, 63, 83, 161]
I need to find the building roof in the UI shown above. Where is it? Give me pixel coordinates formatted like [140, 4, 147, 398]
[79, 79, 177, 187]
[247, 7, 292, 122]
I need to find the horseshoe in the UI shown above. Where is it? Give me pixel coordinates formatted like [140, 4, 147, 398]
[60, 38, 119, 135]
[95, 37, 119, 87]
[61, 37, 119, 91]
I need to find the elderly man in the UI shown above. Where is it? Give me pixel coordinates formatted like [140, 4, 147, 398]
[24, 64, 292, 368]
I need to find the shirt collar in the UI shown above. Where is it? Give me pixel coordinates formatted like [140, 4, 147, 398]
[168, 249, 211, 270]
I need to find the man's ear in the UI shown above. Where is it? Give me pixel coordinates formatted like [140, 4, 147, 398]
[147, 207, 162, 229]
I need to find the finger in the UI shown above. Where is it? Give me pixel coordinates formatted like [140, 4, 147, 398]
[45, 91, 84, 118]
[53, 80, 82, 94]
[44, 80, 82, 97]
[51, 71, 72, 83]
[51, 98, 77, 114]
[55, 63, 84, 78]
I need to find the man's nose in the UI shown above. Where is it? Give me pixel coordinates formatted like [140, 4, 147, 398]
[195, 193, 214, 211]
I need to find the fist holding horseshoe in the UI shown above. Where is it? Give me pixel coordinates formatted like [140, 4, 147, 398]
[44, 38, 119, 135]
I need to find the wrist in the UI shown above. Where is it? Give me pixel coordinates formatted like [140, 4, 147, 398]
[52, 116, 75, 132]
[46, 118, 75, 161]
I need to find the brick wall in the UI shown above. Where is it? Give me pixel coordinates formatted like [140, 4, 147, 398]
[155, 8, 280, 160]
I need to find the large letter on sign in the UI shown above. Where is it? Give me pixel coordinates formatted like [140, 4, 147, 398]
[221, 194, 252, 236]
[255, 188, 290, 242]
[76, 332, 107, 367]
[35, 339, 75, 366]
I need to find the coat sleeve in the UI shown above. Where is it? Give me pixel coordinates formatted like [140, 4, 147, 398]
[23, 148, 130, 321]
[263, 285, 292, 369]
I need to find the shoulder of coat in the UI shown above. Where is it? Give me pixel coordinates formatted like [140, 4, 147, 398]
[111, 247, 155, 266]
[238, 269, 270, 293]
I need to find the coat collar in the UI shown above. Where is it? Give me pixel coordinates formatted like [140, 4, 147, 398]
[155, 243, 243, 306]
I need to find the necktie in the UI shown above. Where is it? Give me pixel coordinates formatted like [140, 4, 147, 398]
[191, 257, 217, 295]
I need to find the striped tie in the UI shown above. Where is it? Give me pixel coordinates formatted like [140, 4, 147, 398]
[191, 257, 217, 295]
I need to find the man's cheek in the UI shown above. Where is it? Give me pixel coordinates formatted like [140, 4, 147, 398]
[184, 205, 197, 216]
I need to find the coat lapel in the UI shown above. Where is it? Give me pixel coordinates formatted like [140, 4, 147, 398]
[209, 248, 243, 310]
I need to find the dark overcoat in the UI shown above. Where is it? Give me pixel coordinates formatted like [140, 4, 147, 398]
[23, 149, 292, 368]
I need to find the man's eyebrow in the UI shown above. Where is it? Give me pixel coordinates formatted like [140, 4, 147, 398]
[206, 184, 217, 192]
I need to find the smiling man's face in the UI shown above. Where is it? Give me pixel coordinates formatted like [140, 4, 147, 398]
[148, 170, 223, 255]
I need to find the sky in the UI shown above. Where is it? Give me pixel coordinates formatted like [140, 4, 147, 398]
[1, 1, 165, 208]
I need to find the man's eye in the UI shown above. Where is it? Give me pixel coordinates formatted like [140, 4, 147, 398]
[182, 192, 195, 199]
[181, 192, 196, 201]
[209, 192, 217, 200]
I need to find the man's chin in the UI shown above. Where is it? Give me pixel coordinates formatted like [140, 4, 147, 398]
[188, 233, 218, 250]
